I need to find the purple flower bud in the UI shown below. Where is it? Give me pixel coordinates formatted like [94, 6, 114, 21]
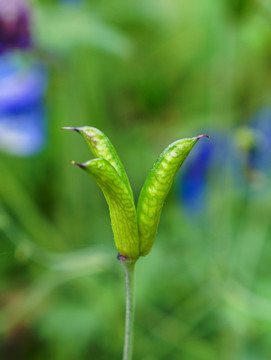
[0, 0, 32, 54]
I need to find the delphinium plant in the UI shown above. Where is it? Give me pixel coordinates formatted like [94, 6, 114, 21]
[63, 126, 209, 360]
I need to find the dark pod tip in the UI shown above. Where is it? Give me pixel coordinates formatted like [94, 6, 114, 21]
[61, 127, 79, 132]
[197, 134, 210, 140]
[71, 161, 85, 169]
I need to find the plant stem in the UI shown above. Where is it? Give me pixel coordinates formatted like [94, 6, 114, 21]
[118, 255, 136, 360]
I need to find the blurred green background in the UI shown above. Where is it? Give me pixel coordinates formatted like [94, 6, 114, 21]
[1, 0, 271, 359]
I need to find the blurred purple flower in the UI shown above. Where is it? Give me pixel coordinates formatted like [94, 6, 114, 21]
[0, 0, 32, 54]
[0, 55, 47, 156]
[178, 139, 213, 216]
[178, 111, 271, 215]
[178, 132, 228, 216]
[248, 109, 271, 173]
[233, 109, 271, 194]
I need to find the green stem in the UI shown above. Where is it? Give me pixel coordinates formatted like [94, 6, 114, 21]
[118, 255, 136, 360]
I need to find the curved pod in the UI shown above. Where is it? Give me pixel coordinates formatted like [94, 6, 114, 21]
[74, 158, 139, 260]
[137, 136, 208, 256]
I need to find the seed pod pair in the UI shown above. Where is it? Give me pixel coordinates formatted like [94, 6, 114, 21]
[63, 127, 208, 260]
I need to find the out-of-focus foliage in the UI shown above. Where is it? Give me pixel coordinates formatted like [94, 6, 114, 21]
[1, 0, 271, 359]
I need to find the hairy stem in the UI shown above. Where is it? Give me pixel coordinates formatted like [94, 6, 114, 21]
[118, 255, 136, 360]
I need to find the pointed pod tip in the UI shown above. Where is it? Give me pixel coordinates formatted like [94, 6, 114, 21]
[71, 161, 85, 169]
[197, 134, 210, 140]
[61, 127, 79, 132]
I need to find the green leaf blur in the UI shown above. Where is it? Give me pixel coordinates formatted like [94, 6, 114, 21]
[1, 0, 271, 359]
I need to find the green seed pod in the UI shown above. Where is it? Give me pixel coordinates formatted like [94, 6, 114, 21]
[74, 158, 139, 259]
[63, 126, 208, 261]
[137, 135, 208, 256]
[63, 126, 133, 198]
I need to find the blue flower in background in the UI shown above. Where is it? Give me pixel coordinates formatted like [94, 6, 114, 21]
[178, 132, 229, 216]
[232, 109, 271, 196]
[179, 134, 214, 216]
[248, 109, 271, 173]
[231, 109, 271, 194]
[179, 112, 271, 216]
[0, 0, 32, 54]
[179, 141, 212, 215]
[0, 55, 48, 156]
